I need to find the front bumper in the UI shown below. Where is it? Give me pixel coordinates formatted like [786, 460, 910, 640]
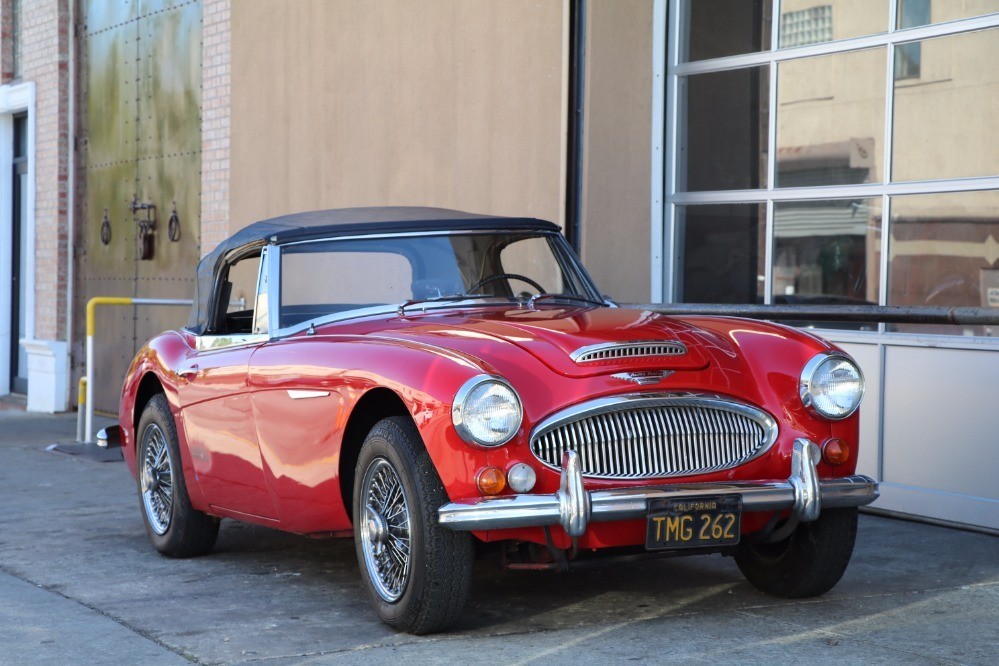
[96, 425, 122, 449]
[438, 439, 879, 538]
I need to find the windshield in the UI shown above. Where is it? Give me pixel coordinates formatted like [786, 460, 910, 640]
[278, 232, 601, 329]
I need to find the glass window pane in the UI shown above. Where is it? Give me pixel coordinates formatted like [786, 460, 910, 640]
[896, 0, 999, 28]
[888, 190, 999, 336]
[680, 66, 770, 191]
[892, 28, 999, 182]
[681, 0, 772, 62]
[677, 204, 766, 304]
[282, 250, 412, 307]
[773, 198, 882, 311]
[777, 48, 885, 187]
[779, 0, 889, 48]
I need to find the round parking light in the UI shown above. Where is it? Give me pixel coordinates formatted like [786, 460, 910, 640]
[476, 466, 507, 496]
[822, 438, 850, 466]
[506, 462, 537, 493]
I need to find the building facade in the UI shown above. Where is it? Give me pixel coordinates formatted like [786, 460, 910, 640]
[2, 0, 996, 530]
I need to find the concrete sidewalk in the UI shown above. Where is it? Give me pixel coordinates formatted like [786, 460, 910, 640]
[0, 410, 996, 665]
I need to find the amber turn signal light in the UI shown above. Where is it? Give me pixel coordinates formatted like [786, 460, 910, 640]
[822, 438, 850, 466]
[476, 466, 507, 495]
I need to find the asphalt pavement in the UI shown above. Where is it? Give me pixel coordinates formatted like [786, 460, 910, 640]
[0, 409, 996, 665]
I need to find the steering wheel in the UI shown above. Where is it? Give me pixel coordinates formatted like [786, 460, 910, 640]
[467, 273, 545, 295]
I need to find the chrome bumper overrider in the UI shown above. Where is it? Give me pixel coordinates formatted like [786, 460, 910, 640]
[96, 425, 122, 449]
[438, 439, 879, 538]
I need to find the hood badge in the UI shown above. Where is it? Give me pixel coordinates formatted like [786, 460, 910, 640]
[612, 370, 674, 385]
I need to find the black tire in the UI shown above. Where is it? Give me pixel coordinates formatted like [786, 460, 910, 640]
[735, 507, 858, 598]
[353, 417, 473, 634]
[136, 394, 219, 558]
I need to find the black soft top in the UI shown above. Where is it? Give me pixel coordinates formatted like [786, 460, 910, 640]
[187, 206, 560, 334]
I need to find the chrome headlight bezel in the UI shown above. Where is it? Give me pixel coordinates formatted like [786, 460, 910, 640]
[451, 375, 523, 447]
[799, 351, 865, 420]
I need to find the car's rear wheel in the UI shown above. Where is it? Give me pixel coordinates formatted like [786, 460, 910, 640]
[353, 416, 473, 634]
[136, 394, 219, 557]
[735, 507, 858, 598]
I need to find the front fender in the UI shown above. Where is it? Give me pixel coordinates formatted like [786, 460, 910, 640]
[677, 316, 860, 475]
[247, 334, 499, 501]
[118, 331, 209, 510]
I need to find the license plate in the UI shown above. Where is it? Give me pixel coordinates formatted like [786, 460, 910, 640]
[645, 495, 741, 550]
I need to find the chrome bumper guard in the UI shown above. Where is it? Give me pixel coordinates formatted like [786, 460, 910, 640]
[438, 439, 879, 538]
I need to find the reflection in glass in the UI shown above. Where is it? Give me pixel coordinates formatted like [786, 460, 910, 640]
[889, 190, 999, 336]
[681, 66, 769, 191]
[895, 0, 930, 79]
[777, 48, 885, 187]
[681, 0, 771, 62]
[897, 0, 931, 28]
[893, 28, 999, 182]
[779, 0, 889, 48]
[896, 0, 999, 28]
[678, 204, 766, 304]
[773, 199, 881, 310]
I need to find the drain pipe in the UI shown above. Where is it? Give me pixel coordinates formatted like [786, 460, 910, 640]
[564, 0, 586, 253]
[66, 0, 77, 410]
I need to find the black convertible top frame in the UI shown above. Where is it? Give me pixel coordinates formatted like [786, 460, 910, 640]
[187, 207, 561, 334]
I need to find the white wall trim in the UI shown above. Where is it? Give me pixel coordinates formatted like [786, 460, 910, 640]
[0, 81, 36, 398]
[20, 339, 68, 413]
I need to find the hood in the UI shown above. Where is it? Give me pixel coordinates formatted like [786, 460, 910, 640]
[381, 306, 713, 378]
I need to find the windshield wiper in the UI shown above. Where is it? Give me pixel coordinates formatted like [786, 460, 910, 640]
[528, 293, 607, 308]
[397, 293, 516, 315]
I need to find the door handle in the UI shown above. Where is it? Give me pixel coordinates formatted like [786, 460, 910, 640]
[178, 364, 199, 379]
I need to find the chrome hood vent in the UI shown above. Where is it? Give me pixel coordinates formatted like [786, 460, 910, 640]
[570, 340, 687, 364]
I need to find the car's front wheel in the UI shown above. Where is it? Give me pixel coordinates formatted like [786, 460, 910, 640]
[353, 417, 473, 634]
[735, 507, 858, 598]
[136, 394, 219, 557]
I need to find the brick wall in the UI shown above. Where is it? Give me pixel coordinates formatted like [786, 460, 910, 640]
[18, 0, 71, 342]
[0, 1, 12, 82]
[200, 0, 230, 256]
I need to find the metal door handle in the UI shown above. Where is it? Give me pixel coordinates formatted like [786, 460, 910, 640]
[178, 364, 199, 379]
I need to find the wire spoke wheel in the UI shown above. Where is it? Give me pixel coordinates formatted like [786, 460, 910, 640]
[135, 394, 219, 557]
[353, 417, 472, 633]
[360, 458, 412, 602]
[140, 423, 174, 536]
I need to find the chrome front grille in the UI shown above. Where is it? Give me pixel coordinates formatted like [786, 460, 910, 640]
[570, 340, 687, 363]
[530, 393, 778, 479]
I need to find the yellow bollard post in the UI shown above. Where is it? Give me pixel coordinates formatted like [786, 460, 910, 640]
[84, 296, 190, 442]
[76, 377, 87, 442]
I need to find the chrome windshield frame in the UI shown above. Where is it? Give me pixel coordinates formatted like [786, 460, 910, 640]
[266, 228, 606, 340]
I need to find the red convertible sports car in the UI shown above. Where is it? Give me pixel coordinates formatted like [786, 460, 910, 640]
[101, 207, 878, 634]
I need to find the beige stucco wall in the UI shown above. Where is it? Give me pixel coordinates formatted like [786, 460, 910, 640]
[228, 0, 568, 234]
[579, 0, 654, 303]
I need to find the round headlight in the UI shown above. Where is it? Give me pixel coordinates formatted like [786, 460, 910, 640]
[799, 352, 865, 420]
[452, 375, 523, 447]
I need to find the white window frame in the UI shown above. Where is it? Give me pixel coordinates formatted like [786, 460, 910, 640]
[0, 81, 36, 396]
[656, 0, 999, 346]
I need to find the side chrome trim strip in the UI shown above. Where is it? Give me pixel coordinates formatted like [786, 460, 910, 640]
[195, 333, 269, 352]
[287, 390, 330, 400]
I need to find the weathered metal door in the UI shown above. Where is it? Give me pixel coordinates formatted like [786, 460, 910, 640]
[80, 0, 203, 412]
